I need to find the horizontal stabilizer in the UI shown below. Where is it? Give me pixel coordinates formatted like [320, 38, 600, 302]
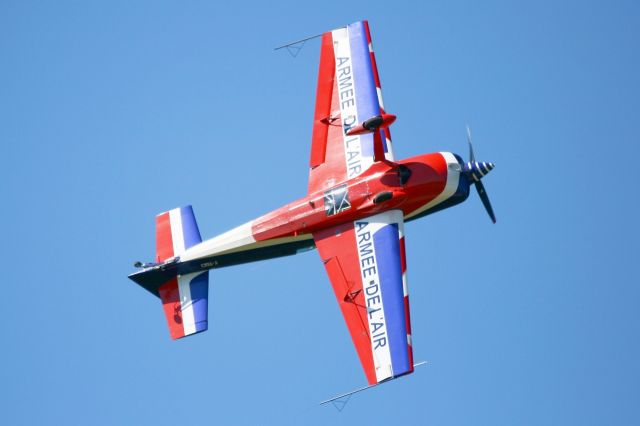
[154, 206, 209, 339]
[159, 271, 208, 340]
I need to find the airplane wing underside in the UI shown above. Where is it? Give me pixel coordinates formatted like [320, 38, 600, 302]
[308, 20, 395, 194]
[313, 209, 413, 384]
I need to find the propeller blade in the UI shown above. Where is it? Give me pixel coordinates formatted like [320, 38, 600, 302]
[466, 124, 476, 163]
[475, 180, 496, 223]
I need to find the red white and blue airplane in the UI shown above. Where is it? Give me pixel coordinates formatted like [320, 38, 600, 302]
[129, 20, 495, 396]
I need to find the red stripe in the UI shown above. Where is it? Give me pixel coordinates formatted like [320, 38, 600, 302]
[159, 278, 184, 340]
[399, 237, 407, 273]
[363, 21, 382, 91]
[156, 212, 174, 262]
[314, 223, 377, 385]
[404, 295, 414, 372]
[400, 233, 413, 372]
[309, 32, 335, 169]
[384, 127, 392, 144]
[380, 108, 392, 145]
[369, 51, 382, 89]
[363, 20, 392, 147]
[373, 125, 386, 162]
[364, 21, 391, 153]
[363, 20, 372, 43]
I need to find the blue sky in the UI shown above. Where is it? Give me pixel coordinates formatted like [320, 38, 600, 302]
[2, 1, 639, 425]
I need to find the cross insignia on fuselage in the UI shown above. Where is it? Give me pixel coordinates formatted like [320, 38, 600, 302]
[324, 184, 351, 216]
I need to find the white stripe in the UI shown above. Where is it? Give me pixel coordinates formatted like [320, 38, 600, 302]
[385, 137, 395, 162]
[376, 87, 384, 109]
[405, 152, 460, 220]
[332, 28, 373, 179]
[397, 218, 405, 239]
[354, 209, 403, 382]
[169, 208, 185, 255]
[177, 272, 198, 335]
[181, 221, 257, 261]
[373, 63, 394, 162]
[183, 233, 312, 263]
[402, 272, 409, 298]
[168, 208, 196, 335]
[476, 162, 485, 177]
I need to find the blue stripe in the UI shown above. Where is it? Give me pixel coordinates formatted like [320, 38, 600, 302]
[180, 205, 202, 249]
[189, 271, 209, 332]
[360, 133, 375, 157]
[373, 224, 410, 376]
[348, 21, 380, 158]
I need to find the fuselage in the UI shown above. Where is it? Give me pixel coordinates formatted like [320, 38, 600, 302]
[129, 151, 472, 291]
[174, 151, 470, 274]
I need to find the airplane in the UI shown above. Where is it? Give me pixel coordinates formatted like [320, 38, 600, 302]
[129, 20, 495, 400]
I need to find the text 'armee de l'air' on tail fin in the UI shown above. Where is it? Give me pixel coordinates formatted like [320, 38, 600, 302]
[156, 206, 209, 340]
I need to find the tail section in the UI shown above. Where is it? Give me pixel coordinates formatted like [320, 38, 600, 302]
[155, 206, 209, 340]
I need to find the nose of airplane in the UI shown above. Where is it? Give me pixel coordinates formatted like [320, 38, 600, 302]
[465, 161, 495, 182]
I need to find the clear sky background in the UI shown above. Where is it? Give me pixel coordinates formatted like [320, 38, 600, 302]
[2, 1, 639, 425]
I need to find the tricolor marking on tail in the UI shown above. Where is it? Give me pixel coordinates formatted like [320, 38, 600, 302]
[155, 206, 209, 340]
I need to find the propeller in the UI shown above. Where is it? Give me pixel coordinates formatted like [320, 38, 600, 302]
[466, 125, 476, 163]
[465, 125, 496, 223]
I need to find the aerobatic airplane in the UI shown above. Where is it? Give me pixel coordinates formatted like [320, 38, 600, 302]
[129, 20, 495, 399]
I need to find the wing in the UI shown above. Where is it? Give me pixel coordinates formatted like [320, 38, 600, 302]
[308, 20, 395, 194]
[313, 210, 413, 384]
